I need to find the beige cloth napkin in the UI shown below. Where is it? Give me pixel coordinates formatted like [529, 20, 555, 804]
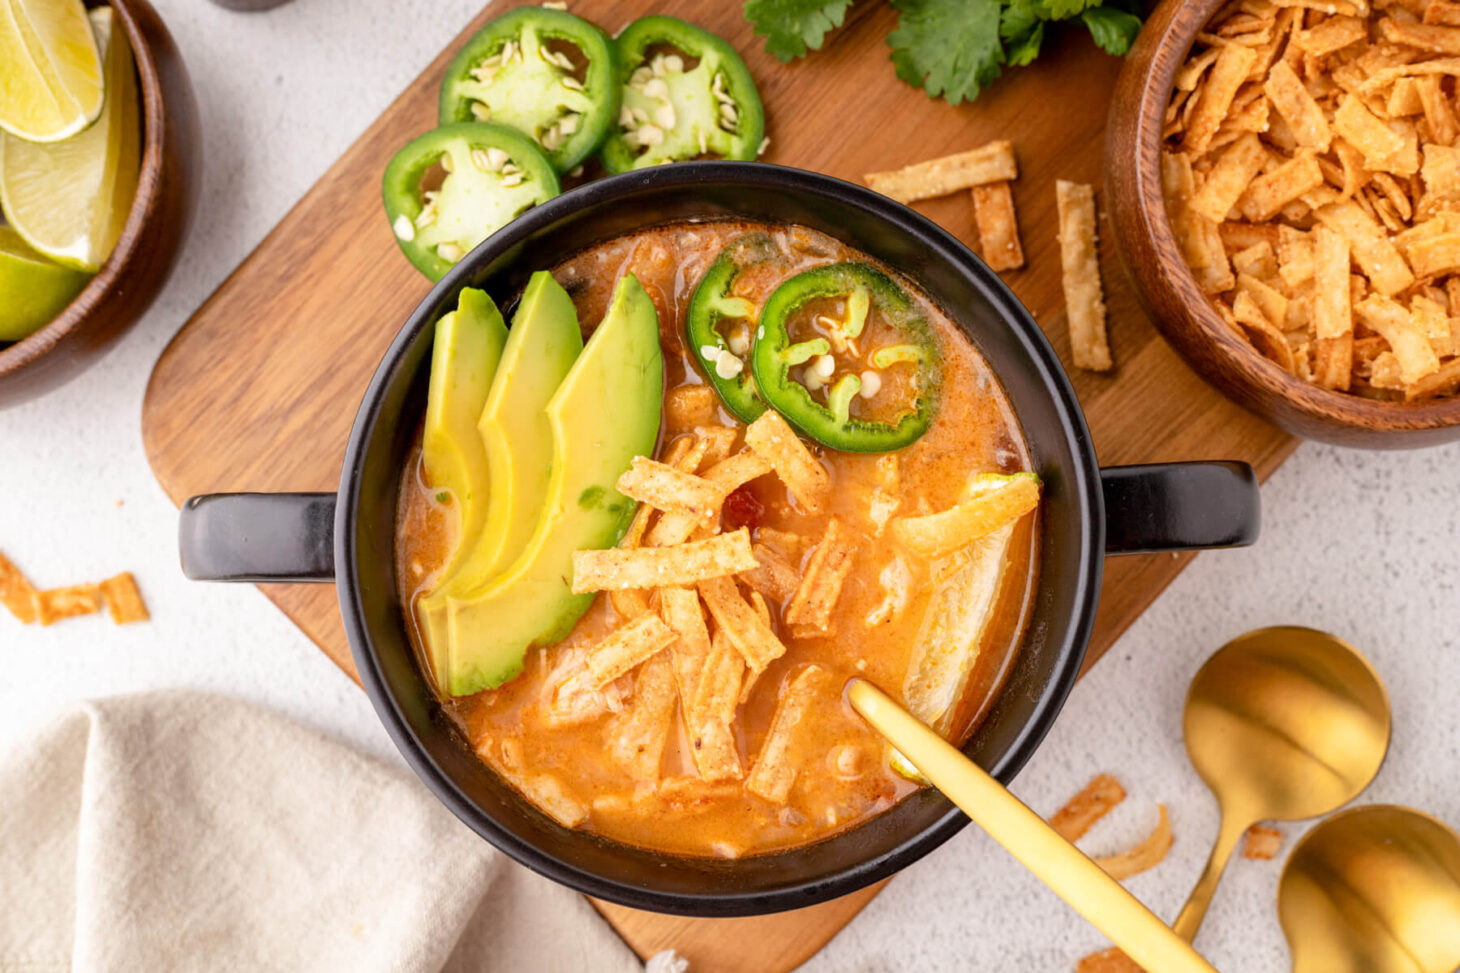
[0, 690, 644, 973]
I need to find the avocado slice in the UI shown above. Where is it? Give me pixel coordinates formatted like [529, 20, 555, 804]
[418, 289, 507, 684]
[417, 272, 583, 666]
[444, 273, 663, 695]
[420, 289, 508, 587]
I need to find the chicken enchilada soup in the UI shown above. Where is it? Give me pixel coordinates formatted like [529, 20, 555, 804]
[394, 221, 1041, 858]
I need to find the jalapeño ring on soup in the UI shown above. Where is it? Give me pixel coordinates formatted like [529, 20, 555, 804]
[395, 221, 1042, 859]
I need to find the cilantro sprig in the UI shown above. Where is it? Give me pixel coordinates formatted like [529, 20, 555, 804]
[744, 0, 1142, 105]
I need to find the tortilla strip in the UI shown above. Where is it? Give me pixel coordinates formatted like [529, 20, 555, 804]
[696, 627, 745, 726]
[1412, 293, 1457, 356]
[971, 181, 1025, 271]
[696, 574, 788, 672]
[485, 739, 588, 828]
[1315, 334, 1356, 391]
[744, 411, 830, 513]
[864, 141, 1018, 204]
[1312, 225, 1354, 344]
[0, 552, 40, 624]
[1379, 18, 1460, 55]
[1355, 294, 1444, 382]
[1076, 948, 1146, 973]
[1284, 224, 1319, 287]
[1051, 774, 1128, 842]
[1190, 133, 1270, 222]
[1388, 76, 1424, 117]
[617, 456, 724, 520]
[658, 585, 712, 705]
[783, 518, 858, 638]
[1238, 150, 1325, 222]
[1054, 180, 1114, 371]
[693, 425, 738, 468]
[1427, 0, 1460, 25]
[1407, 232, 1460, 277]
[1093, 805, 1174, 880]
[644, 437, 740, 546]
[100, 572, 149, 625]
[1292, 15, 1367, 56]
[688, 716, 743, 782]
[1219, 221, 1281, 255]
[1314, 201, 1414, 296]
[586, 610, 678, 689]
[608, 649, 678, 782]
[737, 542, 800, 604]
[664, 384, 718, 432]
[37, 584, 102, 625]
[1244, 824, 1283, 860]
[1231, 241, 1279, 282]
[611, 488, 660, 619]
[1407, 355, 1460, 398]
[1334, 94, 1406, 167]
[699, 449, 775, 497]
[1417, 75, 1459, 148]
[573, 528, 756, 593]
[893, 474, 1040, 559]
[1421, 144, 1460, 215]
[755, 527, 804, 560]
[1176, 47, 1221, 91]
[746, 665, 828, 804]
[1233, 289, 1297, 371]
[1184, 44, 1259, 154]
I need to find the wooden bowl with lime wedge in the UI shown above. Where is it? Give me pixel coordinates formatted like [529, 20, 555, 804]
[0, 0, 199, 407]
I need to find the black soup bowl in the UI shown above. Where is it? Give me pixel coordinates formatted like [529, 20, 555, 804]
[178, 162, 1260, 916]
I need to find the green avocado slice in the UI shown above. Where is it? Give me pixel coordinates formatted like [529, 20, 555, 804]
[444, 273, 662, 695]
[417, 272, 582, 666]
[418, 288, 508, 685]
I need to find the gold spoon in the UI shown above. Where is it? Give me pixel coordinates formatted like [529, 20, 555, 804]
[1278, 804, 1460, 973]
[1171, 626, 1392, 942]
[847, 678, 1218, 973]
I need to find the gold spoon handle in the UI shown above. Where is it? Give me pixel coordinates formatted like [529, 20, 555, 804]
[847, 679, 1218, 973]
[1172, 812, 1248, 941]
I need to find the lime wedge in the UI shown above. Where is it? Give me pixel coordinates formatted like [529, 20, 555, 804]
[1, 7, 139, 272]
[0, 224, 90, 341]
[0, 0, 105, 142]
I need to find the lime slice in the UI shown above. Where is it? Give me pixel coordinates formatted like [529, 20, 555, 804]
[0, 225, 90, 341]
[0, 0, 105, 142]
[1, 7, 139, 272]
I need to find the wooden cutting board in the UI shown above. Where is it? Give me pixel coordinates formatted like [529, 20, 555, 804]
[141, 1, 1295, 968]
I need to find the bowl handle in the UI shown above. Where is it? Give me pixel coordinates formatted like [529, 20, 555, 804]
[1100, 462, 1260, 555]
[179, 493, 336, 581]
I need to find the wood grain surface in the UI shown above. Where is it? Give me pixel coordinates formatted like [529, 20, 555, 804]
[140, 1, 1296, 969]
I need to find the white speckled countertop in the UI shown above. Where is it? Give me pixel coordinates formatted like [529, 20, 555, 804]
[2, 1, 1457, 969]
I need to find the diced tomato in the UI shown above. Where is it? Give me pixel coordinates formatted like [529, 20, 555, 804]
[722, 485, 764, 531]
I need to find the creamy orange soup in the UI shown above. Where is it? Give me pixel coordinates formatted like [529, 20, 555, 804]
[395, 221, 1038, 858]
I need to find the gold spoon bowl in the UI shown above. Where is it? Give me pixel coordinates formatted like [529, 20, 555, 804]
[1173, 626, 1392, 940]
[1279, 805, 1460, 973]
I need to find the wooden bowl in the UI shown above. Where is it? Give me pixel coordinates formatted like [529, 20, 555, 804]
[1105, 0, 1460, 448]
[0, 0, 200, 407]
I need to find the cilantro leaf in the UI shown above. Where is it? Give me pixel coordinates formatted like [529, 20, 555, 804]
[1081, 5, 1142, 55]
[1000, 0, 1041, 42]
[745, 0, 854, 63]
[1041, 0, 1102, 19]
[1006, 21, 1044, 67]
[888, 0, 1004, 106]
